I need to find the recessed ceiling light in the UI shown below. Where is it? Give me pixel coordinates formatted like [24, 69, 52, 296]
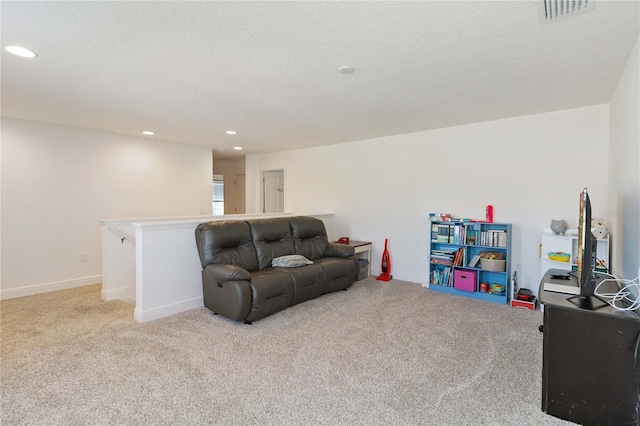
[5, 45, 37, 58]
[338, 66, 355, 74]
[233, 146, 243, 151]
[142, 131, 154, 136]
[225, 130, 237, 135]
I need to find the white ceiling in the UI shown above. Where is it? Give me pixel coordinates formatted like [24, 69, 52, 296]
[1, 1, 638, 160]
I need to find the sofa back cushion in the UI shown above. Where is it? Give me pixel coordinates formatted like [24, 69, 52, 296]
[289, 216, 329, 259]
[247, 218, 296, 270]
[195, 220, 259, 271]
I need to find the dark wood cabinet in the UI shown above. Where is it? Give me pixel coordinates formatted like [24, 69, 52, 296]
[540, 269, 640, 425]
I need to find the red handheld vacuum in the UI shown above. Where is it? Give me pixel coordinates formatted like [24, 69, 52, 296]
[376, 238, 392, 281]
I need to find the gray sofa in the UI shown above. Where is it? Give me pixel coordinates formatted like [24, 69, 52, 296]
[195, 216, 358, 323]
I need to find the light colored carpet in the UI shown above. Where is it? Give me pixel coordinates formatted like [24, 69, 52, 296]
[1, 278, 571, 425]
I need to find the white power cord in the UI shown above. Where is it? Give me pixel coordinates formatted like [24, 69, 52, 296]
[594, 266, 640, 311]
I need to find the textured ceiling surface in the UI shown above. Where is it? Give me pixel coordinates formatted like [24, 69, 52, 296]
[1, 1, 639, 159]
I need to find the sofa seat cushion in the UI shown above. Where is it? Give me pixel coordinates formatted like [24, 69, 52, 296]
[248, 218, 296, 270]
[247, 269, 295, 322]
[280, 263, 324, 306]
[313, 257, 357, 294]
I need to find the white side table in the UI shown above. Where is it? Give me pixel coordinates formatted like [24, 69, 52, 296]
[344, 240, 372, 278]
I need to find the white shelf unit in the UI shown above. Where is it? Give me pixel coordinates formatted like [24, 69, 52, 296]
[539, 229, 610, 279]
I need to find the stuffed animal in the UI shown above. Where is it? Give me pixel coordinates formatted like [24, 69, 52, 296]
[591, 219, 607, 239]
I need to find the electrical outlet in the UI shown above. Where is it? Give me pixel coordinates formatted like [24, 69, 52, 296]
[80, 253, 88, 263]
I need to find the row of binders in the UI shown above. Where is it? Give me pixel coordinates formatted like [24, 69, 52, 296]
[431, 223, 507, 247]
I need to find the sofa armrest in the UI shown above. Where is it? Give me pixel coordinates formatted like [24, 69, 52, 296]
[202, 266, 251, 321]
[204, 264, 252, 282]
[324, 243, 355, 258]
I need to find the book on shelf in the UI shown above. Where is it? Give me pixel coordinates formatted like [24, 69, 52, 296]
[480, 230, 508, 247]
[431, 249, 454, 255]
[430, 223, 440, 241]
[466, 230, 479, 246]
[432, 223, 477, 244]
[432, 222, 508, 247]
[453, 226, 460, 244]
[468, 254, 481, 268]
[431, 248, 465, 268]
[453, 248, 464, 266]
[432, 247, 467, 265]
[432, 224, 453, 243]
[498, 231, 507, 248]
[429, 213, 452, 221]
[431, 250, 455, 258]
[431, 266, 453, 286]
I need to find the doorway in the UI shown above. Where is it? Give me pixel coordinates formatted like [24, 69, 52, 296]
[235, 174, 245, 214]
[262, 170, 284, 213]
[212, 174, 224, 215]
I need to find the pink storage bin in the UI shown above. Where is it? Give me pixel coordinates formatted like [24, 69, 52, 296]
[454, 269, 477, 292]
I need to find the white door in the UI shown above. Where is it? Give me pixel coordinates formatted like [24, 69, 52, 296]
[263, 170, 284, 213]
[236, 174, 245, 214]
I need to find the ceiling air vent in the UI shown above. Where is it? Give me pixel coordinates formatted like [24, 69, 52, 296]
[541, 0, 594, 22]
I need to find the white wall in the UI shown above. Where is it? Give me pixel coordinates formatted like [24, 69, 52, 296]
[609, 34, 640, 282]
[246, 105, 610, 292]
[1, 118, 213, 298]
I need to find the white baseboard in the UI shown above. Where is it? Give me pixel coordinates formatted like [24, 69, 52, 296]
[101, 287, 129, 301]
[0, 275, 102, 300]
[369, 269, 425, 285]
[134, 296, 203, 323]
[393, 272, 427, 285]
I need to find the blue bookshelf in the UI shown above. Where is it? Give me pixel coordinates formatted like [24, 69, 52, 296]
[428, 221, 512, 304]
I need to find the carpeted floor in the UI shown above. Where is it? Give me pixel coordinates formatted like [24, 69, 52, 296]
[1, 278, 571, 425]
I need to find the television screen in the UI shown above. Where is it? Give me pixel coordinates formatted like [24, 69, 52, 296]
[570, 188, 607, 310]
[577, 188, 593, 293]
